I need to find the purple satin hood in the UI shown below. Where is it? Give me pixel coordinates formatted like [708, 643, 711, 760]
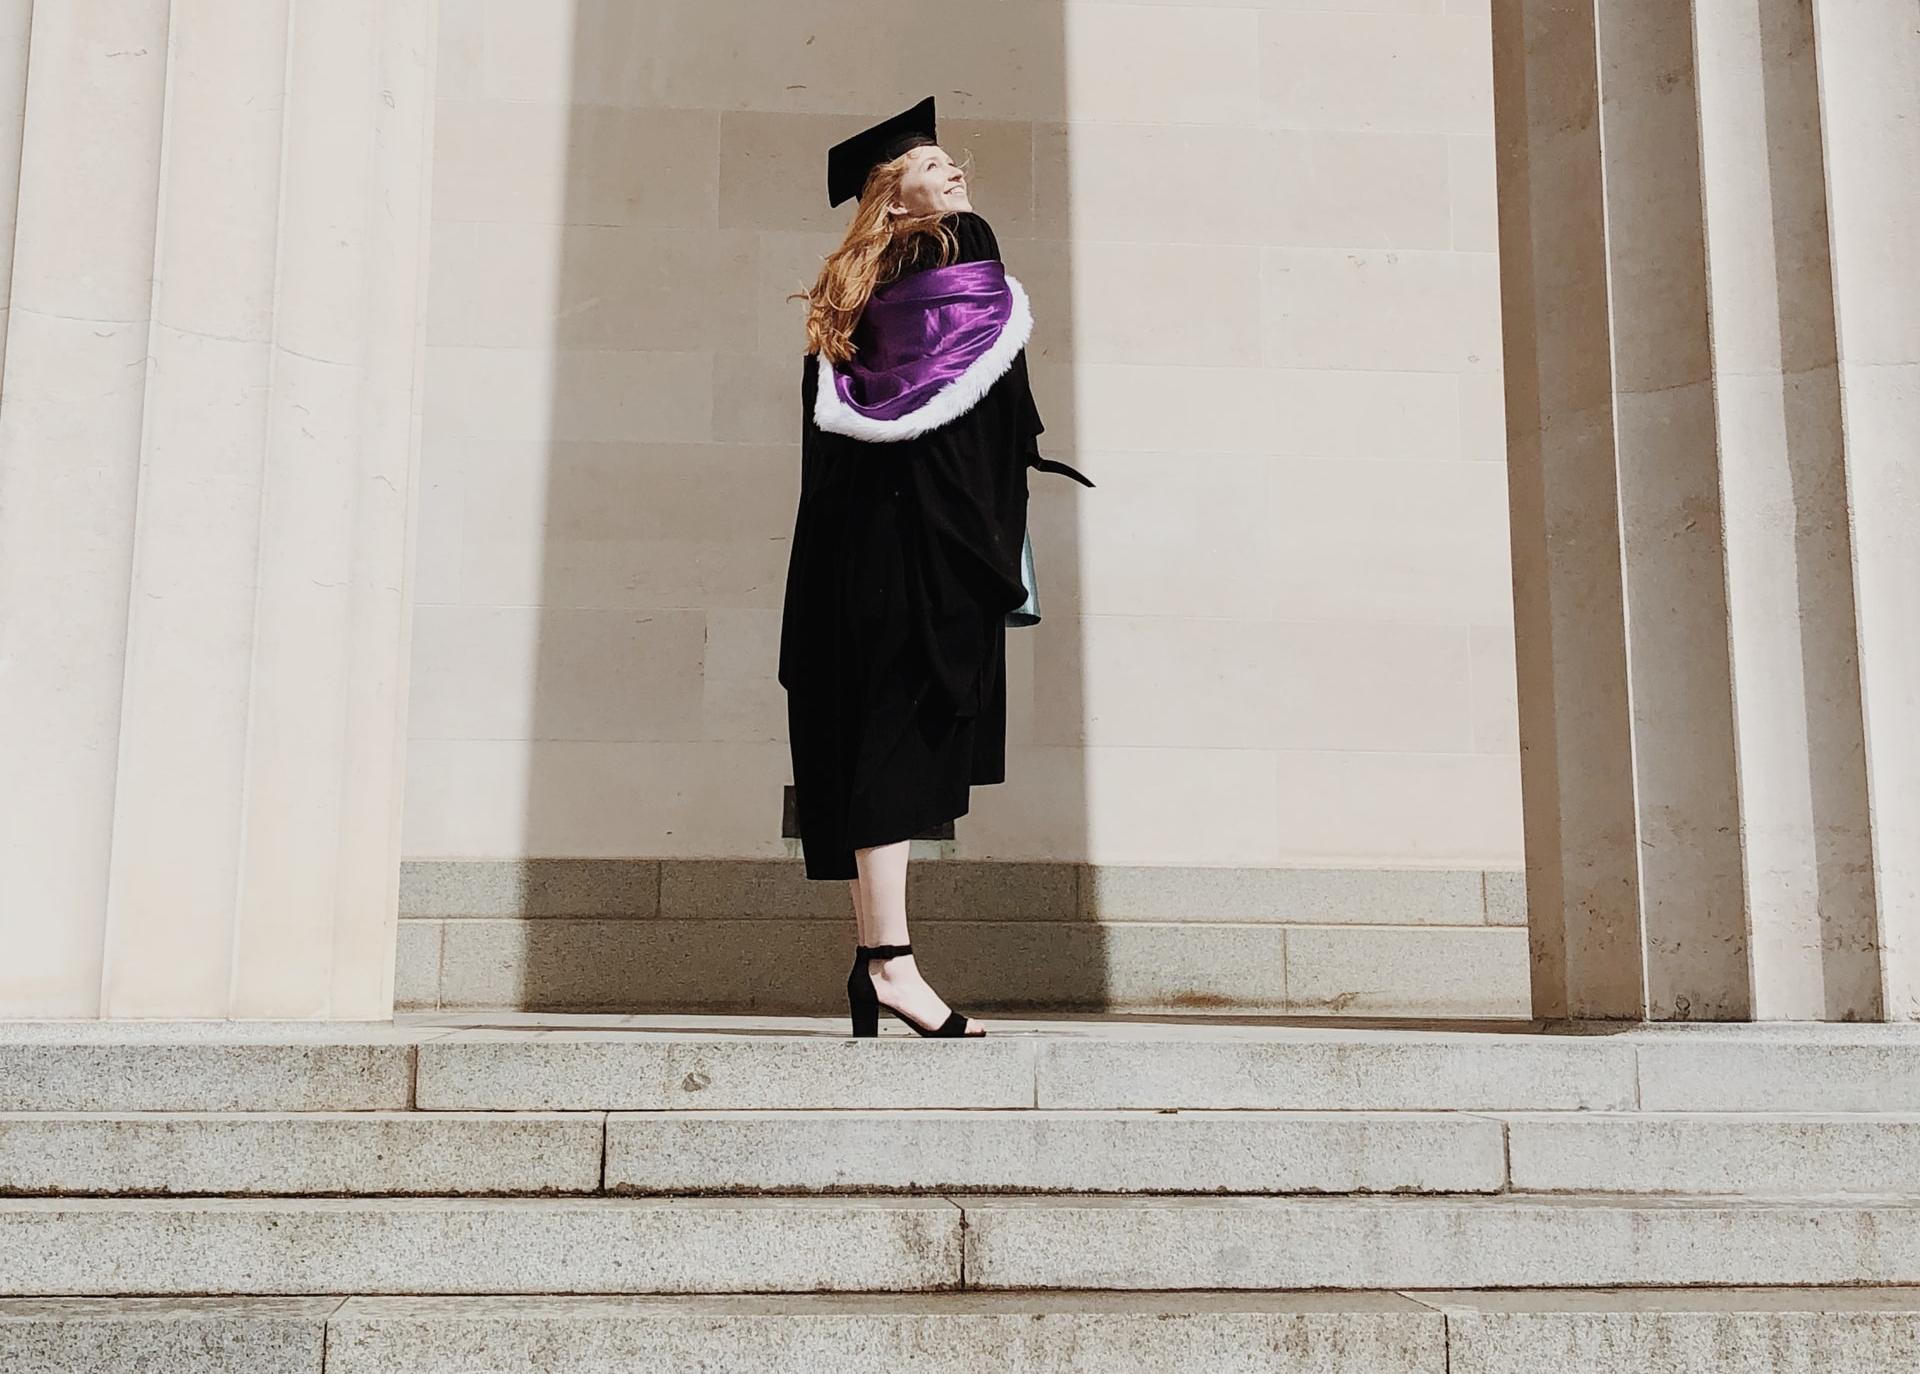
[833, 259, 1015, 422]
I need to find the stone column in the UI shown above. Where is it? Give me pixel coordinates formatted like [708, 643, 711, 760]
[0, 1, 438, 1018]
[1492, 0, 1919, 1021]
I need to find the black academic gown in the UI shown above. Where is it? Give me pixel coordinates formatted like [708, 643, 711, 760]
[777, 210, 1086, 881]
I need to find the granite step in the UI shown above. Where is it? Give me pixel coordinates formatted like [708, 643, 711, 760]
[0, 1296, 338, 1374]
[410, 1029, 1649, 1111]
[604, 1108, 1503, 1195]
[0, 1112, 605, 1197]
[0, 1029, 418, 1111]
[1503, 1111, 1920, 1196]
[5, 1289, 1920, 1373]
[0, 1196, 960, 1296]
[1427, 1288, 1920, 1374]
[326, 1290, 1437, 1374]
[10, 1108, 1920, 1199]
[5, 1194, 1920, 1296]
[602, 1108, 1920, 1198]
[9, 1022, 1919, 1115]
[0, 1108, 1501, 1198]
[963, 1193, 1920, 1291]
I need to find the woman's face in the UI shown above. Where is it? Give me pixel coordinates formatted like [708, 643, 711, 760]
[889, 144, 971, 217]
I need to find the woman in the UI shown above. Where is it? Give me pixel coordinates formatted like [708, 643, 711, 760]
[779, 96, 1094, 1039]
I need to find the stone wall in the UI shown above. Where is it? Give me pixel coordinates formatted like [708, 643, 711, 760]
[405, 0, 1522, 894]
[393, 858, 1528, 1017]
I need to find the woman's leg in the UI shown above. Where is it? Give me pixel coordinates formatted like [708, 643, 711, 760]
[853, 838, 986, 1033]
[847, 877, 867, 946]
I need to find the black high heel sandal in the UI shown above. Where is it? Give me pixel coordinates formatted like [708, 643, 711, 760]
[846, 943, 985, 1038]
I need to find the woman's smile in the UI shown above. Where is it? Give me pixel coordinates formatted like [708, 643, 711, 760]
[891, 144, 972, 216]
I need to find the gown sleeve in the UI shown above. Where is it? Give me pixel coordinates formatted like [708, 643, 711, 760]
[777, 351, 818, 693]
[1019, 377, 1044, 443]
[1013, 363, 1095, 488]
[949, 211, 1095, 488]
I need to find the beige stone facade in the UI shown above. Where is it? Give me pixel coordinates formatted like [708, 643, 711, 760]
[0, 1, 1913, 1021]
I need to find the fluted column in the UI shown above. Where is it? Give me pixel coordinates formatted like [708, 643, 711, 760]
[1809, 0, 1920, 1020]
[0, 0, 31, 371]
[1493, 0, 1919, 1021]
[0, 0, 438, 1019]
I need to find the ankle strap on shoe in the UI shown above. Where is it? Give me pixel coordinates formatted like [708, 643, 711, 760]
[862, 943, 913, 959]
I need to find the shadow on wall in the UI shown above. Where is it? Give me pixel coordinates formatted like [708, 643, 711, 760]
[513, 2, 1088, 1009]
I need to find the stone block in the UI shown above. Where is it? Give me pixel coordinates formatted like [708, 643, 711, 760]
[1430, 1288, 1920, 1374]
[1079, 865, 1484, 924]
[324, 1292, 1446, 1374]
[1284, 925, 1531, 1016]
[1482, 870, 1527, 926]
[0, 1112, 602, 1196]
[0, 1296, 333, 1374]
[1635, 1038, 1920, 1112]
[961, 1195, 1920, 1290]
[1035, 1035, 1635, 1110]
[431, 917, 1293, 1014]
[1506, 1112, 1920, 1195]
[0, 1037, 414, 1112]
[0, 1197, 961, 1296]
[417, 1033, 1037, 1110]
[605, 1109, 1504, 1195]
[401, 857, 661, 919]
[393, 919, 442, 1010]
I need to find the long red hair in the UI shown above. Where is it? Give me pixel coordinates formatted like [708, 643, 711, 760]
[788, 147, 976, 363]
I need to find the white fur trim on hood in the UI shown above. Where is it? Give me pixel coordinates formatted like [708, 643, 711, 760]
[813, 272, 1033, 443]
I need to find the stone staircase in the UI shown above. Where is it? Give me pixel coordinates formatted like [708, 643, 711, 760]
[2, 1015, 1918, 1371]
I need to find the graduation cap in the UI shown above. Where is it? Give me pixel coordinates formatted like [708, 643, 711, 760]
[827, 96, 938, 207]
